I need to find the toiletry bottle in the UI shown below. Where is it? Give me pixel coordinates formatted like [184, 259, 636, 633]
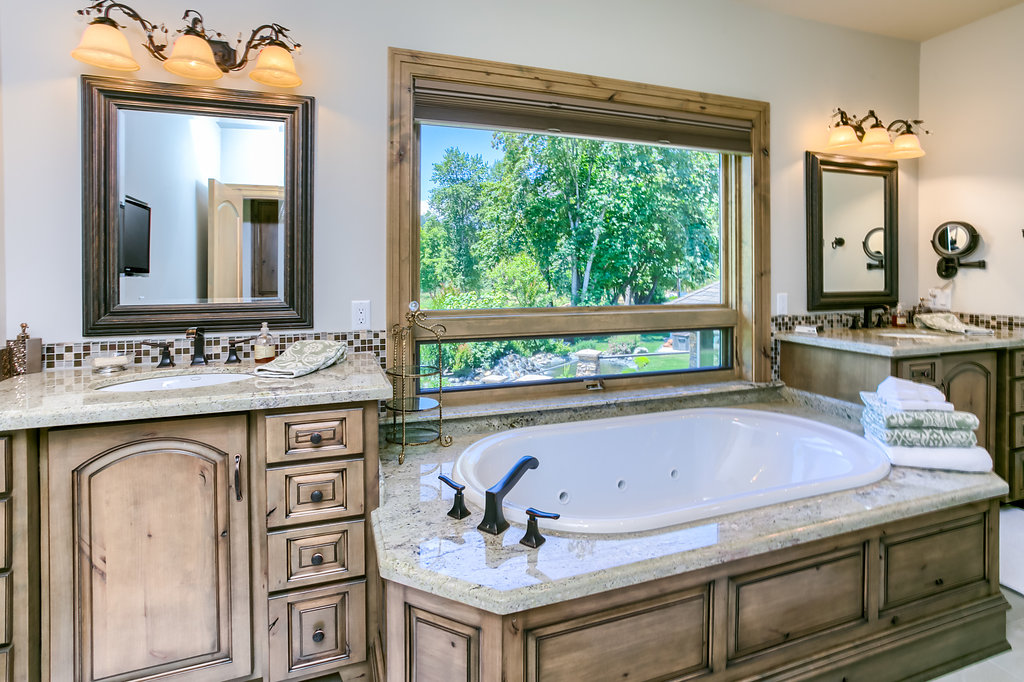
[892, 303, 907, 328]
[254, 322, 277, 364]
[8, 323, 42, 374]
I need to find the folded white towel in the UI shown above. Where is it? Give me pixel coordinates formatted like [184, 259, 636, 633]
[866, 435, 992, 473]
[876, 376, 946, 403]
[880, 397, 954, 412]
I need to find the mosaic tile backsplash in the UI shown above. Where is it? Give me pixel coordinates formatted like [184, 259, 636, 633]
[33, 330, 387, 371]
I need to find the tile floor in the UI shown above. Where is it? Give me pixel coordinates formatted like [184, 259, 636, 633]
[934, 588, 1024, 681]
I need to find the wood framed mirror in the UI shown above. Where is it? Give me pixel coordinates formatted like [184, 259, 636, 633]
[805, 151, 897, 311]
[81, 75, 314, 335]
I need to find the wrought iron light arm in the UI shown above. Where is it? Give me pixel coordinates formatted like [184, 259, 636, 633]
[78, 0, 169, 61]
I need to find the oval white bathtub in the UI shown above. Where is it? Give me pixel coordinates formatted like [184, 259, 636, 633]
[453, 407, 890, 534]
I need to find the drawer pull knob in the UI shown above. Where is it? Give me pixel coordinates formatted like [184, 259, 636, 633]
[311, 490, 324, 503]
[311, 553, 324, 566]
[310, 432, 323, 445]
[935, 577, 944, 586]
[312, 628, 325, 643]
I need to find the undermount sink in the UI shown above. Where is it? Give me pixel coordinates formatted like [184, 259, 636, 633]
[97, 373, 252, 393]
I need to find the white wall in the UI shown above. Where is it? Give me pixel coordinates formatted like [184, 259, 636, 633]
[0, 0, 921, 340]
[919, 3, 1024, 315]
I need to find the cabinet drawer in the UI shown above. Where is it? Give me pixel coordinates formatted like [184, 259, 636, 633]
[267, 460, 365, 529]
[1014, 450, 1024, 501]
[0, 573, 9, 647]
[881, 513, 987, 610]
[1013, 379, 1024, 413]
[0, 500, 8, 571]
[1014, 349, 1024, 377]
[266, 409, 363, 464]
[730, 545, 865, 659]
[268, 521, 366, 592]
[1013, 415, 1024, 450]
[903, 360, 938, 384]
[0, 437, 8, 495]
[268, 581, 367, 680]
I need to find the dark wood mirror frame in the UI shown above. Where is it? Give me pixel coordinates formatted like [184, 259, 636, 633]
[805, 151, 898, 311]
[81, 75, 315, 335]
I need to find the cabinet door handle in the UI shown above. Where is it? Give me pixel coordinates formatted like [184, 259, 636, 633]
[312, 628, 325, 643]
[234, 454, 243, 502]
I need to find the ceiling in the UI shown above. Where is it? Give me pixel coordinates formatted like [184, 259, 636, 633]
[734, 0, 1024, 41]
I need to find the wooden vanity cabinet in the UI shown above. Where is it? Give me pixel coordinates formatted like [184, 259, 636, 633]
[43, 415, 253, 682]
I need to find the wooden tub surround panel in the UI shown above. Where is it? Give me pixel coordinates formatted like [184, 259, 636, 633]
[382, 500, 1008, 682]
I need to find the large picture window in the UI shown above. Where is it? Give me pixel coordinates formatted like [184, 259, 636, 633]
[388, 49, 770, 399]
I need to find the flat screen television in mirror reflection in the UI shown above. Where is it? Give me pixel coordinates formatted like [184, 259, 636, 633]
[119, 195, 151, 276]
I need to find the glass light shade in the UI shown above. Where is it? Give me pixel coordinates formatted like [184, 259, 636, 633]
[826, 125, 859, 150]
[250, 45, 302, 87]
[890, 132, 925, 159]
[860, 126, 894, 155]
[163, 34, 223, 80]
[71, 22, 141, 72]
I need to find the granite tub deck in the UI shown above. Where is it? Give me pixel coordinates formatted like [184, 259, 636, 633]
[371, 389, 1008, 615]
[0, 351, 391, 430]
[775, 327, 1024, 357]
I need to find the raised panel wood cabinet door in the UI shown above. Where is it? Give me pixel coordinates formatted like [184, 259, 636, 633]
[46, 416, 251, 682]
[939, 352, 996, 452]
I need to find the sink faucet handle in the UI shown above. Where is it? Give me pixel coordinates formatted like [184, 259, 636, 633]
[438, 475, 471, 520]
[520, 507, 561, 549]
[225, 337, 257, 365]
[140, 341, 174, 368]
[187, 326, 207, 366]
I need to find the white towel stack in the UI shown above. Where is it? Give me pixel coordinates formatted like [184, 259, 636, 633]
[863, 376, 992, 473]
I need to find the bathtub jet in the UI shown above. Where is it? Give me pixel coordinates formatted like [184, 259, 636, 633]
[454, 408, 891, 534]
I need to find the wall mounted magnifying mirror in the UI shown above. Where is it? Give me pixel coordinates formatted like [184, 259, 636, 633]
[932, 220, 985, 279]
[805, 151, 898, 310]
[81, 75, 314, 335]
[862, 227, 885, 270]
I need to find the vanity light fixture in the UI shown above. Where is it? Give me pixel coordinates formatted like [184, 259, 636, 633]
[72, 1, 302, 87]
[825, 108, 927, 159]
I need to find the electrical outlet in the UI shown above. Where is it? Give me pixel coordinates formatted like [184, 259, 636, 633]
[352, 300, 371, 328]
[777, 293, 788, 315]
[928, 288, 952, 311]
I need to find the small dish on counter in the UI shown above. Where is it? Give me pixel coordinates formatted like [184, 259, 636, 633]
[90, 354, 134, 374]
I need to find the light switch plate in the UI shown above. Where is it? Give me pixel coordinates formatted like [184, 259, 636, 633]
[928, 288, 952, 311]
[777, 293, 788, 315]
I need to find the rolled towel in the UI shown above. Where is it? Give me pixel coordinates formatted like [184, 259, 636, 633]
[860, 392, 978, 428]
[876, 376, 946, 403]
[865, 435, 992, 473]
[253, 340, 347, 378]
[861, 414, 977, 448]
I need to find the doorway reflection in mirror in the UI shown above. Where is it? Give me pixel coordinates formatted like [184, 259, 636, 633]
[117, 109, 285, 306]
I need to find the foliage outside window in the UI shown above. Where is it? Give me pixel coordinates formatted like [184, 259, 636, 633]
[387, 49, 771, 399]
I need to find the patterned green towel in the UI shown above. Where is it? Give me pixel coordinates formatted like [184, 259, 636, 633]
[860, 392, 979, 430]
[253, 340, 347, 378]
[860, 412, 977, 448]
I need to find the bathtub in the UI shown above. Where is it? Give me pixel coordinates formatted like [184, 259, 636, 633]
[453, 407, 890, 534]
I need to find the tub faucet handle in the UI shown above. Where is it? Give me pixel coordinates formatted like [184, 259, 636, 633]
[520, 507, 560, 549]
[438, 474, 471, 520]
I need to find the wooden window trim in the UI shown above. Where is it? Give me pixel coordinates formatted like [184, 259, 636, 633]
[386, 48, 771, 400]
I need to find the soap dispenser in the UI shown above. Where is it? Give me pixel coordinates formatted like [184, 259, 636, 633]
[254, 322, 277, 364]
[8, 323, 42, 374]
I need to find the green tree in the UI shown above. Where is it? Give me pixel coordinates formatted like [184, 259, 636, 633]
[427, 148, 490, 289]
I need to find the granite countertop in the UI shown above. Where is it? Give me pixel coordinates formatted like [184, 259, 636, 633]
[776, 327, 1024, 357]
[0, 352, 391, 431]
[371, 393, 1007, 615]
